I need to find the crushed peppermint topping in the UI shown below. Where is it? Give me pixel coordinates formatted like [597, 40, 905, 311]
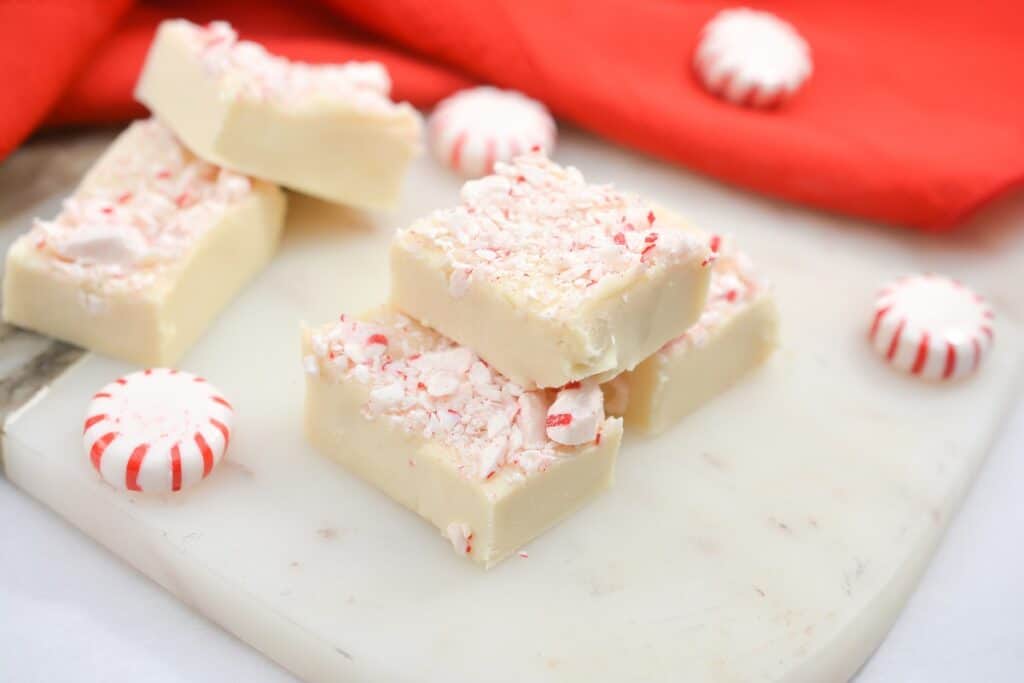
[663, 234, 765, 353]
[28, 118, 254, 293]
[306, 311, 605, 481]
[180, 20, 411, 116]
[395, 152, 706, 316]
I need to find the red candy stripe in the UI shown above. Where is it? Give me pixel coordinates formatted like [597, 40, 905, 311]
[546, 413, 572, 427]
[125, 443, 150, 491]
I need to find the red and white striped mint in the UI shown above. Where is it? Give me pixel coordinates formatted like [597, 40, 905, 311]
[694, 8, 812, 108]
[869, 274, 994, 381]
[545, 380, 604, 446]
[428, 86, 556, 177]
[83, 368, 234, 493]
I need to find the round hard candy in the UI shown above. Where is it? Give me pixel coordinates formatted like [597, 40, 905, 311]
[428, 86, 556, 177]
[694, 8, 812, 108]
[869, 274, 994, 381]
[83, 368, 234, 493]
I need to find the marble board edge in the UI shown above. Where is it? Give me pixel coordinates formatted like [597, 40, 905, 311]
[0, 328, 85, 470]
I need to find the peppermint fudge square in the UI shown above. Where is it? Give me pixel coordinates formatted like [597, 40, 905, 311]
[2, 119, 285, 366]
[136, 19, 421, 209]
[390, 152, 713, 388]
[606, 233, 778, 434]
[302, 308, 622, 568]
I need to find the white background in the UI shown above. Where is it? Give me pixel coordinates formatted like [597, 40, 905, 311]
[2, 398, 1022, 682]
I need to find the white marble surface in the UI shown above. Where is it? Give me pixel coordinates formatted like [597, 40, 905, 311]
[2, 399, 1022, 683]
[7, 409, 1022, 683]
[2, 128, 1024, 682]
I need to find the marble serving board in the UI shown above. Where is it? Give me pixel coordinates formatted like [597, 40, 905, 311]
[3, 128, 1024, 683]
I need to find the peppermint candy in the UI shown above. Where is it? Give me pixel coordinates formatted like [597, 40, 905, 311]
[870, 274, 994, 381]
[83, 369, 234, 493]
[428, 86, 556, 177]
[694, 8, 812, 108]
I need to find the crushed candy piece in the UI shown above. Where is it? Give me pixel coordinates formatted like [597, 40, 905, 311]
[445, 522, 473, 555]
[546, 380, 605, 445]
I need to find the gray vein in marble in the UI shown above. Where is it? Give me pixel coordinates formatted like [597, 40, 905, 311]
[0, 336, 84, 466]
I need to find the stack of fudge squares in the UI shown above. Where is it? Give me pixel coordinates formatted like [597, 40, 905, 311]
[1, 19, 779, 569]
[303, 153, 779, 568]
[3, 19, 421, 365]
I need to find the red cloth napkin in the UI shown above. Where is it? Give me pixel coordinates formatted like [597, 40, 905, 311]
[4, 0, 1023, 232]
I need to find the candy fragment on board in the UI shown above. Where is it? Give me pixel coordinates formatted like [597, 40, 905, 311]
[428, 86, 556, 177]
[694, 8, 812, 108]
[445, 522, 474, 556]
[83, 369, 234, 493]
[869, 274, 994, 381]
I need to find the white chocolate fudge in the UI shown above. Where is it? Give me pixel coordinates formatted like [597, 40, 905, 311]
[302, 308, 622, 568]
[390, 153, 712, 388]
[3, 119, 286, 366]
[611, 234, 778, 434]
[135, 20, 421, 209]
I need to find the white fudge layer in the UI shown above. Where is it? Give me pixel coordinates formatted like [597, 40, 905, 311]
[302, 307, 622, 568]
[2, 119, 286, 366]
[135, 19, 422, 208]
[612, 234, 779, 434]
[391, 153, 712, 388]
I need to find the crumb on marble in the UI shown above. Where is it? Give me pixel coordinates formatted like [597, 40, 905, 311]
[223, 459, 255, 477]
[691, 536, 720, 555]
[701, 451, 729, 471]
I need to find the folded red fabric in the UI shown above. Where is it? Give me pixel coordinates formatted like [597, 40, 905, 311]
[4, 0, 1023, 231]
[0, 0, 132, 158]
